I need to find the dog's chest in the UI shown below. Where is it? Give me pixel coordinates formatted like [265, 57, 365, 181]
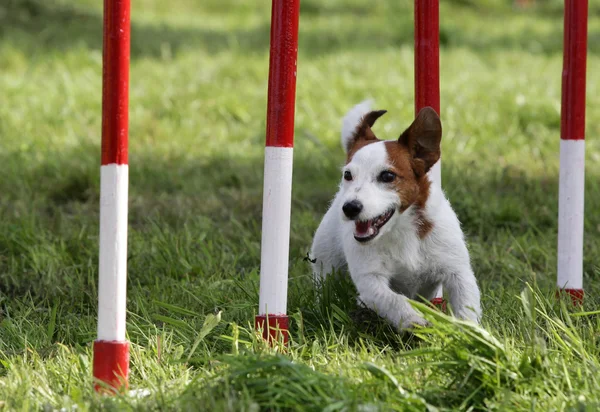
[348, 245, 433, 298]
[387, 269, 439, 299]
[344, 228, 426, 277]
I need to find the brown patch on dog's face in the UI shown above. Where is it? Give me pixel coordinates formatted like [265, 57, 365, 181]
[346, 139, 379, 163]
[382, 143, 420, 211]
[345, 110, 387, 163]
[383, 107, 442, 238]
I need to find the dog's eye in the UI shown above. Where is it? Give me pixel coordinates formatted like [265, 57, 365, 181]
[343, 171, 353, 181]
[378, 171, 396, 183]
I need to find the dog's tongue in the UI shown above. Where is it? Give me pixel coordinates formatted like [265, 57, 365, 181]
[355, 220, 374, 238]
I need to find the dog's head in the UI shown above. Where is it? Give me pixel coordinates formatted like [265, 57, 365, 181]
[339, 106, 442, 243]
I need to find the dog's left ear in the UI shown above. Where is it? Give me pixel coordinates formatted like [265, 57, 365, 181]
[345, 110, 387, 153]
[398, 107, 442, 177]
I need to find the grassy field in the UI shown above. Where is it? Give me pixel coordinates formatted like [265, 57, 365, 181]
[2, 0, 600, 409]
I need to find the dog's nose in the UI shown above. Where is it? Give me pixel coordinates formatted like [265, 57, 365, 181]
[342, 200, 363, 219]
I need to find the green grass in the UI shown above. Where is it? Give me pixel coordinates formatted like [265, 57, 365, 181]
[2, 0, 600, 409]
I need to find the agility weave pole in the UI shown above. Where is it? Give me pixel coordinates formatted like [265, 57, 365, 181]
[414, 0, 445, 307]
[93, 0, 131, 391]
[557, 0, 588, 304]
[255, 0, 300, 344]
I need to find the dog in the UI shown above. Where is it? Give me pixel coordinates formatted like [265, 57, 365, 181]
[310, 100, 481, 330]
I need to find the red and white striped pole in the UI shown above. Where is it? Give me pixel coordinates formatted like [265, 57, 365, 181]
[557, 0, 588, 304]
[93, 0, 131, 391]
[255, 0, 300, 344]
[414, 0, 444, 307]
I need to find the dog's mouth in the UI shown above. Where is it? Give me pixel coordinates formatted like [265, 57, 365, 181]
[354, 208, 395, 243]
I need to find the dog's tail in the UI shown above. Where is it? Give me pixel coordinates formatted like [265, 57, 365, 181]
[340, 99, 373, 154]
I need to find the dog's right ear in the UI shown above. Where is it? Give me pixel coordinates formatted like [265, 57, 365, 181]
[398, 107, 442, 177]
[343, 110, 387, 154]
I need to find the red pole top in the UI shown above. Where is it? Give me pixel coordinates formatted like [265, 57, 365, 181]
[264, 0, 300, 148]
[101, 0, 130, 165]
[561, 0, 588, 141]
[414, 0, 440, 116]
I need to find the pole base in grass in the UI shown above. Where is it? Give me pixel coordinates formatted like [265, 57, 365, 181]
[93, 340, 130, 392]
[255, 314, 289, 345]
[430, 297, 447, 312]
[556, 288, 584, 306]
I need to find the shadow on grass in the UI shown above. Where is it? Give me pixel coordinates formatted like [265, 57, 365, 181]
[1, 139, 600, 297]
[0, 0, 410, 60]
[1, 140, 600, 359]
[2, 0, 599, 62]
[3, 141, 596, 234]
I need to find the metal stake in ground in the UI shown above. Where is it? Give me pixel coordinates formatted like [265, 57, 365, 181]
[557, 0, 588, 305]
[93, 0, 131, 391]
[255, 0, 300, 344]
[414, 0, 444, 308]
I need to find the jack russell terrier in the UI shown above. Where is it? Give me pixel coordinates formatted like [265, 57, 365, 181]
[310, 100, 481, 330]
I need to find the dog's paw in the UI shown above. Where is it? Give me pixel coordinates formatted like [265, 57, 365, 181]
[458, 314, 480, 325]
[455, 306, 481, 324]
[400, 316, 429, 330]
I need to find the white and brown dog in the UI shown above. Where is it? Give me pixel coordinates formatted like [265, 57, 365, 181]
[310, 101, 481, 330]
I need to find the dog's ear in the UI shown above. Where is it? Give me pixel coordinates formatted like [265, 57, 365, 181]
[345, 110, 387, 153]
[398, 107, 441, 177]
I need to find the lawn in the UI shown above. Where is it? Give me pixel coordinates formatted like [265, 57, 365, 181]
[1, 0, 600, 410]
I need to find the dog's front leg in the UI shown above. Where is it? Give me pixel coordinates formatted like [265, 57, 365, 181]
[443, 269, 481, 323]
[353, 273, 426, 330]
[310, 200, 346, 282]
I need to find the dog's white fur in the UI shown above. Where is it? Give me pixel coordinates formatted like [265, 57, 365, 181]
[310, 101, 481, 329]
